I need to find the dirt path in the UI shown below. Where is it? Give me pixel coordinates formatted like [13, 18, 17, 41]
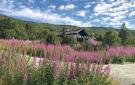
[110, 64, 135, 85]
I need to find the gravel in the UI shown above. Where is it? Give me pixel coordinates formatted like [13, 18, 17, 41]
[110, 64, 135, 85]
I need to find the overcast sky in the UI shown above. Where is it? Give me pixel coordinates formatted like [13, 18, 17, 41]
[0, 0, 135, 29]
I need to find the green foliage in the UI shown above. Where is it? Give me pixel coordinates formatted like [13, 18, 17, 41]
[104, 55, 135, 64]
[63, 35, 77, 45]
[56, 67, 68, 85]
[96, 34, 104, 41]
[45, 33, 61, 45]
[15, 27, 28, 40]
[4, 29, 16, 39]
[28, 64, 55, 85]
[119, 23, 133, 45]
[80, 42, 105, 51]
[104, 29, 121, 45]
[110, 56, 125, 64]
[0, 15, 56, 40]
[61, 27, 66, 39]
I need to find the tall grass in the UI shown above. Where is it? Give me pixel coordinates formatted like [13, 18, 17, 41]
[0, 39, 135, 63]
[0, 39, 114, 85]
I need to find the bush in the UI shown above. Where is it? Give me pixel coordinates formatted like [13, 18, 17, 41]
[43, 33, 61, 45]
[104, 55, 135, 64]
[62, 35, 77, 46]
[80, 42, 105, 51]
[124, 56, 135, 63]
[104, 29, 121, 46]
[27, 64, 55, 85]
[110, 57, 124, 64]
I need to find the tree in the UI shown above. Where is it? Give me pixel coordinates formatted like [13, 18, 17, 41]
[61, 27, 66, 44]
[104, 29, 121, 45]
[25, 24, 32, 31]
[63, 35, 77, 46]
[4, 29, 16, 39]
[0, 18, 15, 38]
[15, 26, 28, 40]
[119, 23, 132, 45]
[45, 33, 61, 45]
[1, 18, 15, 29]
[96, 34, 104, 41]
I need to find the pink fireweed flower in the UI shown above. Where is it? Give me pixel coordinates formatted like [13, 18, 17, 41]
[43, 57, 47, 64]
[39, 58, 43, 65]
[104, 65, 111, 75]
[0, 57, 3, 64]
[16, 58, 25, 73]
[89, 39, 102, 46]
[97, 65, 103, 73]
[23, 73, 28, 81]
[33, 56, 37, 66]
[67, 69, 75, 79]
[54, 62, 61, 78]
[64, 55, 74, 62]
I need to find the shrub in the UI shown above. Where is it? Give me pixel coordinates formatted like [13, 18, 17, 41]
[45, 33, 61, 45]
[104, 55, 135, 64]
[104, 29, 121, 46]
[110, 56, 124, 64]
[81, 42, 105, 51]
[27, 64, 55, 85]
[62, 35, 77, 46]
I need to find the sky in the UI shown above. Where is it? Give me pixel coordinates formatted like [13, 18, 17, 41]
[0, 0, 135, 29]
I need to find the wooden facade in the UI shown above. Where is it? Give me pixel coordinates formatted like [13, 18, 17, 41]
[56, 28, 89, 42]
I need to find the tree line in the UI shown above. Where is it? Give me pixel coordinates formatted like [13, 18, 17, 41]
[0, 17, 77, 45]
[103, 23, 135, 46]
[0, 16, 135, 46]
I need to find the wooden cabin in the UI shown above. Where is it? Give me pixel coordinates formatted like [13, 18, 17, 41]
[56, 28, 89, 42]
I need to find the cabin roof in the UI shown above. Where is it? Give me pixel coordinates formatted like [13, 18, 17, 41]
[56, 28, 88, 36]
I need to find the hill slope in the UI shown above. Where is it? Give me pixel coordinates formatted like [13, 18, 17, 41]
[0, 14, 135, 40]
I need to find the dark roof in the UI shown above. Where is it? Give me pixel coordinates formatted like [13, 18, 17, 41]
[56, 28, 88, 36]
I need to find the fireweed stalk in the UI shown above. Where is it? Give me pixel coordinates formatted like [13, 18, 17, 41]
[0, 39, 134, 85]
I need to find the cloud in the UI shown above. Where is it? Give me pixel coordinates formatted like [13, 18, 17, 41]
[76, 10, 86, 17]
[129, 11, 135, 17]
[89, 15, 93, 19]
[1, 8, 91, 27]
[0, 0, 135, 29]
[93, 1, 135, 28]
[58, 5, 65, 10]
[58, 4, 75, 10]
[84, 4, 91, 8]
[65, 4, 75, 9]
[28, 0, 34, 4]
[92, 18, 100, 23]
[94, 1, 134, 16]
[48, 5, 56, 10]
[94, 2, 112, 15]
[101, 17, 111, 22]
[0, 0, 27, 10]
[123, 20, 135, 29]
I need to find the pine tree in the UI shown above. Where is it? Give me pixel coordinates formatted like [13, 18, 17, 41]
[119, 23, 132, 45]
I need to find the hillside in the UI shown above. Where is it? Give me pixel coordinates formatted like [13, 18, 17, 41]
[0, 14, 81, 31]
[0, 14, 135, 40]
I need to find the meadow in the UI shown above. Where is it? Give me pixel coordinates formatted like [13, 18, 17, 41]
[0, 39, 135, 85]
